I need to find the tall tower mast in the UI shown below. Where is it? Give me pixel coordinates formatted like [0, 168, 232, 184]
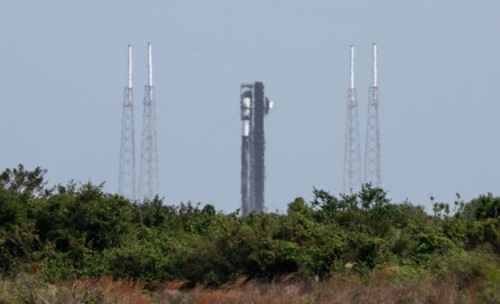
[364, 43, 382, 187]
[118, 45, 136, 200]
[343, 46, 362, 193]
[251, 82, 267, 213]
[139, 42, 159, 200]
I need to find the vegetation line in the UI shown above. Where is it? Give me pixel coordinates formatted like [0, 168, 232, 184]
[0, 164, 498, 303]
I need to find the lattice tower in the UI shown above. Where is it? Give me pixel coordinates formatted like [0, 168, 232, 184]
[139, 42, 159, 200]
[118, 45, 136, 200]
[343, 46, 362, 193]
[364, 43, 382, 187]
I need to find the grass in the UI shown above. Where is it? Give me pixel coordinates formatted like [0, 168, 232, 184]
[0, 268, 492, 304]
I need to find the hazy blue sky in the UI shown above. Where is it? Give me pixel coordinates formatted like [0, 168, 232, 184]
[1, 1, 499, 212]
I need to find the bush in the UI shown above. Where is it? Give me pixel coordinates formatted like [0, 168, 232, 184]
[0, 165, 499, 290]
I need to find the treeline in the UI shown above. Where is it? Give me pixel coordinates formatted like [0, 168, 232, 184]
[0, 165, 498, 290]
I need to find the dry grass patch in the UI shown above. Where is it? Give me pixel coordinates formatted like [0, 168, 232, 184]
[0, 273, 486, 304]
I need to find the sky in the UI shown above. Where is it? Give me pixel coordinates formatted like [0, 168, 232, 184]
[1, 1, 499, 213]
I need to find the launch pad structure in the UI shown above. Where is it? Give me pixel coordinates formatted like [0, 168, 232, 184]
[364, 43, 382, 188]
[118, 45, 136, 200]
[119, 42, 381, 208]
[119, 43, 159, 201]
[344, 43, 382, 193]
[240, 82, 272, 215]
[139, 43, 159, 201]
[343, 46, 362, 193]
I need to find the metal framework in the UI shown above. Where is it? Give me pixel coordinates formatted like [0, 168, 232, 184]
[139, 42, 159, 200]
[364, 43, 382, 187]
[343, 46, 362, 193]
[118, 45, 136, 200]
[240, 82, 272, 214]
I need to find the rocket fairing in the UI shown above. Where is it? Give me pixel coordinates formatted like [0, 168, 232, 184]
[241, 97, 252, 119]
[241, 96, 252, 137]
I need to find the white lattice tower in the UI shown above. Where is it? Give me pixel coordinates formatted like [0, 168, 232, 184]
[118, 45, 136, 200]
[139, 42, 159, 200]
[343, 46, 362, 193]
[364, 43, 382, 187]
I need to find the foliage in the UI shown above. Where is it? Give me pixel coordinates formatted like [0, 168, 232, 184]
[0, 165, 498, 298]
